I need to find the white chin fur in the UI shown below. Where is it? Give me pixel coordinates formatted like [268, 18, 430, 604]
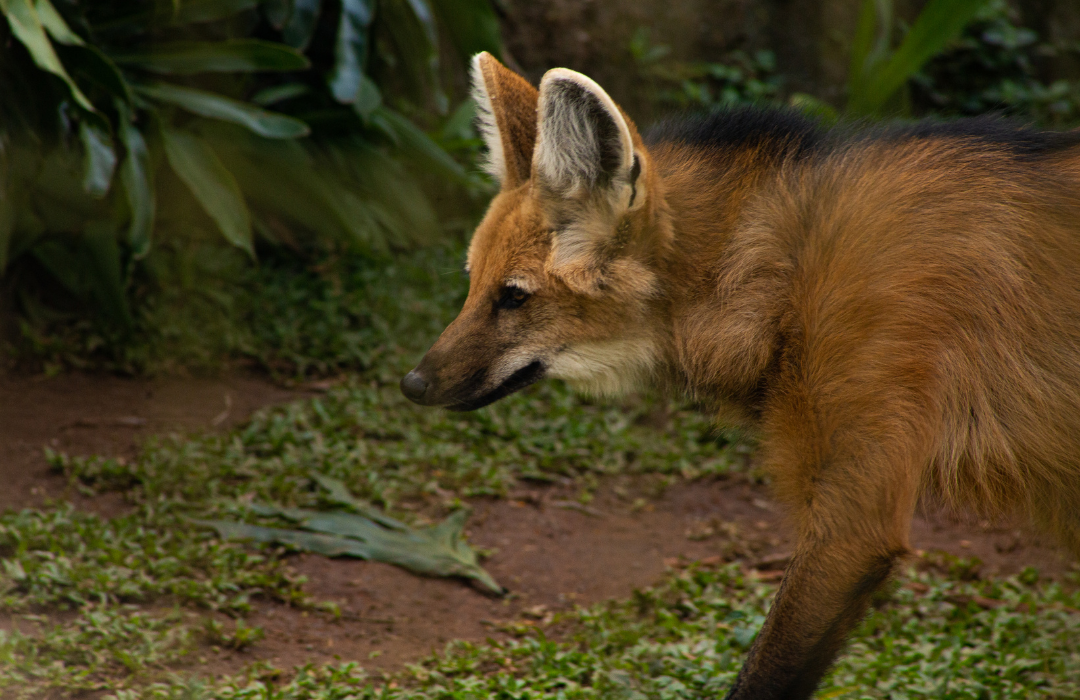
[546, 338, 658, 397]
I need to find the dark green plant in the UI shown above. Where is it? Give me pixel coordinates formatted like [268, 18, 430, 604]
[789, 0, 992, 121]
[846, 0, 991, 117]
[910, 0, 1080, 125]
[0, 0, 501, 330]
[629, 28, 781, 113]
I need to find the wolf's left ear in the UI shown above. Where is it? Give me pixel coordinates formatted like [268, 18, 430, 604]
[471, 52, 538, 188]
[533, 69, 648, 295]
[533, 68, 642, 211]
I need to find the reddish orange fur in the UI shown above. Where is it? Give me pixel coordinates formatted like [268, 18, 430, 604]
[404, 55, 1080, 699]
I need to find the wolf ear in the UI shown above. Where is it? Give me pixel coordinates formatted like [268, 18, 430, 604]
[533, 69, 646, 295]
[471, 52, 538, 188]
[533, 69, 639, 204]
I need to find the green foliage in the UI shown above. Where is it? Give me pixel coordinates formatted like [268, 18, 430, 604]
[910, 0, 1080, 125]
[0, 605, 195, 696]
[846, 0, 992, 117]
[788, 0, 1078, 125]
[3, 243, 1078, 695]
[0, 502, 305, 612]
[41, 563, 1079, 700]
[629, 28, 782, 112]
[203, 617, 266, 651]
[198, 474, 503, 593]
[55, 378, 738, 510]
[199, 508, 503, 594]
[0, 0, 501, 329]
[9, 242, 467, 375]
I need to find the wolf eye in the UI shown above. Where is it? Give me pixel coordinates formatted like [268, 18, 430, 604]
[496, 285, 530, 310]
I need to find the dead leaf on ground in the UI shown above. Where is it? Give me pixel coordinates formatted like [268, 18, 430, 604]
[194, 476, 503, 595]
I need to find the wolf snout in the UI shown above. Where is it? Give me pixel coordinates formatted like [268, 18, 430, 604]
[400, 369, 430, 403]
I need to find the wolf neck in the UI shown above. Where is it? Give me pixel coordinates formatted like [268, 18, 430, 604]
[649, 140, 803, 422]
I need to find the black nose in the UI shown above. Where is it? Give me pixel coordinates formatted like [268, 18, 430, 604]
[400, 370, 429, 402]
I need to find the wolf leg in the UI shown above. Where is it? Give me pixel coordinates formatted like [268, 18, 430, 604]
[724, 423, 923, 699]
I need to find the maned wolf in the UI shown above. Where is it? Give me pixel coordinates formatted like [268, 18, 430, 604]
[400, 53, 1080, 699]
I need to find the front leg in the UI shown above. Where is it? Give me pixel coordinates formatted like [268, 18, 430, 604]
[725, 533, 906, 699]
[725, 416, 925, 699]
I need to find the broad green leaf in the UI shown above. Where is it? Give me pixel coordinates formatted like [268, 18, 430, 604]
[249, 504, 396, 541]
[441, 98, 476, 141]
[161, 128, 253, 256]
[353, 74, 382, 117]
[847, 0, 884, 102]
[404, 0, 445, 112]
[117, 105, 154, 258]
[113, 39, 309, 74]
[310, 473, 408, 530]
[168, 0, 258, 25]
[374, 106, 466, 182]
[199, 519, 379, 556]
[82, 219, 132, 328]
[25, 147, 107, 228]
[2, 0, 95, 111]
[136, 82, 310, 139]
[282, 0, 322, 49]
[428, 0, 502, 59]
[202, 122, 438, 250]
[67, 44, 133, 104]
[252, 82, 309, 106]
[848, 0, 989, 116]
[34, 0, 83, 45]
[88, 0, 256, 33]
[196, 507, 502, 593]
[328, 0, 375, 104]
[78, 121, 117, 198]
[29, 221, 132, 327]
[207, 134, 351, 239]
[30, 238, 89, 298]
[208, 132, 383, 250]
[334, 137, 439, 247]
[378, 0, 445, 112]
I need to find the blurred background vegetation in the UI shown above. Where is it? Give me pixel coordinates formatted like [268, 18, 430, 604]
[0, 0, 1078, 377]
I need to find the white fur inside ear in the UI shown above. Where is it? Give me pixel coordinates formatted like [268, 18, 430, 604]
[534, 68, 634, 195]
[471, 54, 506, 183]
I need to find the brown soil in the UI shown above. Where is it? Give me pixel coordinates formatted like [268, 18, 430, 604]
[0, 373, 1075, 683]
[0, 373, 304, 515]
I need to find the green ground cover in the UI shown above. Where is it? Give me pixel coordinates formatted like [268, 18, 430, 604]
[3, 2, 1080, 696]
[1, 247, 1079, 698]
[20, 564, 1078, 700]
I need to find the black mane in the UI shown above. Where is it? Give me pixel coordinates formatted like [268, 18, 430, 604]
[644, 106, 824, 160]
[876, 117, 1080, 158]
[644, 105, 1080, 161]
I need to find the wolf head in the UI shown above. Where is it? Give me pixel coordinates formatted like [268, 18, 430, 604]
[401, 53, 668, 411]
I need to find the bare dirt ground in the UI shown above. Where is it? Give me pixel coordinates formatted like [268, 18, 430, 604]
[0, 373, 1075, 682]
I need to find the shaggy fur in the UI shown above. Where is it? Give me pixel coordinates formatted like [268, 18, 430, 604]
[402, 53, 1080, 700]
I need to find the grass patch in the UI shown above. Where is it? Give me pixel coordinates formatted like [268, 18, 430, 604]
[94, 563, 1080, 699]
[9, 242, 471, 378]
[1, 605, 194, 697]
[2, 246, 743, 697]
[2, 246, 1078, 697]
[0, 504, 305, 614]
[54, 379, 739, 512]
